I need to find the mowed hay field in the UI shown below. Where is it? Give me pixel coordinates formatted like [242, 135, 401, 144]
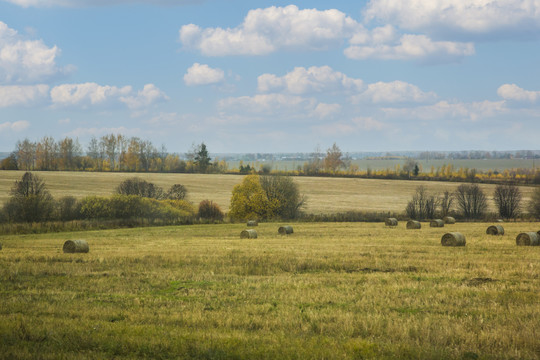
[1, 221, 539, 359]
[0, 171, 536, 214]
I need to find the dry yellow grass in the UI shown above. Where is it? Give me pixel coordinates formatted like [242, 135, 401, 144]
[0, 170, 536, 214]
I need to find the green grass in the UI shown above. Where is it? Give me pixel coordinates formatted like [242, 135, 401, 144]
[0, 170, 536, 214]
[1, 221, 539, 359]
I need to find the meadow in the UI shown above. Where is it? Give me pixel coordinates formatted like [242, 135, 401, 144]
[1, 221, 539, 359]
[0, 171, 536, 215]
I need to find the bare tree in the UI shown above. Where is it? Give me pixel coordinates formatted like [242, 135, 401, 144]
[324, 143, 344, 173]
[439, 191, 454, 217]
[405, 186, 438, 220]
[454, 184, 488, 219]
[493, 184, 522, 219]
[528, 187, 540, 219]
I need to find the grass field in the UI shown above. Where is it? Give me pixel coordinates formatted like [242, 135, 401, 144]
[1, 221, 539, 359]
[0, 171, 536, 215]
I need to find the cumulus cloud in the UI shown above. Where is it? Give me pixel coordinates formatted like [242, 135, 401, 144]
[120, 84, 169, 109]
[0, 84, 49, 107]
[0, 21, 68, 84]
[4, 0, 204, 7]
[363, 0, 540, 38]
[313, 103, 341, 118]
[0, 120, 30, 132]
[352, 80, 437, 104]
[50, 82, 167, 109]
[345, 31, 474, 63]
[257, 66, 363, 94]
[497, 84, 540, 102]
[184, 63, 225, 86]
[179, 5, 360, 56]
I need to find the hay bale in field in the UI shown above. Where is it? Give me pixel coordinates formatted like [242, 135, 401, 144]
[486, 225, 504, 236]
[406, 220, 421, 229]
[278, 225, 294, 235]
[385, 218, 398, 227]
[441, 232, 466, 247]
[516, 232, 540, 246]
[240, 229, 258, 239]
[430, 219, 445, 228]
[63, 240, 89, 253]
[443, 216, 456, 224]
[247, 220, 258, 227]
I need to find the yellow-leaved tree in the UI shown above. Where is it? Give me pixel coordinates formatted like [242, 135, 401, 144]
[229, 174, 279, 221]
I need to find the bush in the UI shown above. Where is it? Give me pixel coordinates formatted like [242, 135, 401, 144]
[3, 172, 54, 222]
[166, 184, 188, 200]
[55, 196, 81, 221]
[116, 178, 165, 199]
[528, 187, 540, 219]
[80, 196, 113, 219]
[198, 200, 224, 221]
[260, 175, 305, 219]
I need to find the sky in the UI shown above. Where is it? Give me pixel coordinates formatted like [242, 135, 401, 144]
[0, 0, 539, 154]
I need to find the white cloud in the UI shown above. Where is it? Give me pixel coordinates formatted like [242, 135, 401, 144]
[0, 120, 30, 132]
[351, 116, 389, 131]
[382, 100, 507, 122]
[179, 5, 361, 56]
[313, 103, 341, 118]
[65, 126, 141, 138]
[0, 21, 67, 84]
[50, 82, 131, 108]
[257, 66, 363, 94]
[345, 33, 474, 63]
[50, 82, 167, 109]
[352, 81, 437, 104]
[0, 84, 49, 107]
[4, 0, 204, 7]
[364, 0, 540, 38]
[184, 63, 225, 86]
[120, 83, 169, 109]
[219, 93, 317, 115]
[497, 84, 540, 102]
[313, 117, 389, 135]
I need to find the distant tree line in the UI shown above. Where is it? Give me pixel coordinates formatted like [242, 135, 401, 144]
[1, 135, 226, 174]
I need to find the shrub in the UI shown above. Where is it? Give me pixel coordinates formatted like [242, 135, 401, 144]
[3, 172, 54, 222]
[116, 177, 165, 199]
[528, 187, 540, 219]
[198, 200, 224, 221]
[166, 184, 188, 200]
[260, 175, 305, 219]
[80, 196, 114, 219]
[55, 196, 81, 221]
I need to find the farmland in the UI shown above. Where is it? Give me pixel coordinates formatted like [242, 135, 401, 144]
[1, 221, 539, 359]
[0, 170, 536, 215]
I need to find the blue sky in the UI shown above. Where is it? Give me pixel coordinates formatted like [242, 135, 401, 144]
[0, 0, 539, 154]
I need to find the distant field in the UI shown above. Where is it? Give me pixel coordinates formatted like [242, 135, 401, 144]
[1, 221, 539, 359]
[0, 170, 536, 214]
[231, 158, 539, 172]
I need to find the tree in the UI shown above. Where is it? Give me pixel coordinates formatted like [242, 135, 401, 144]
[403, 158, 418, 178]
[229, 175, 278, 221]
[324, 143, 344, 173]
[260, 175, 305, 219]
[87, 136, 101, 170]
[528, 187, 540, 219]
[439, 190, 454, 217]
[405, 186, 438, 220]
[3, 172, 54, 222]
[191, 142, 211, 173]
[197, 200, 224, 221]
[116, 177, 165, 199]
[454, 183, 488, 219]
[166, 184, 188, 200]
[0, 152, 18, 170]
[16, 138, 35, 170]
[493, 184, 522, 220]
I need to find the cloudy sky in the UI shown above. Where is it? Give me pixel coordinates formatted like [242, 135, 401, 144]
[0, 0, 539, 153]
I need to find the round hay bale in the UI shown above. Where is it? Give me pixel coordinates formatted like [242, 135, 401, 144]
[240, 229, 258, 239]
[441, 232, 466, 247]
[516, 232, 540, 246]
[406, 220, 421, 229]
[443, 216, 456, 224]
[63, 240, 89, 253]
[385, 218, 398, 227]
[278, 225, 294, 235]
[486, 225, 504, 236]
[247, 220, 258, 227]
[430, 219, 445, 228]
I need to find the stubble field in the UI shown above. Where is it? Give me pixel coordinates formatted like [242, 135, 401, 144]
[1, 221, 539, 359]
[0, 171, 536, 214]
